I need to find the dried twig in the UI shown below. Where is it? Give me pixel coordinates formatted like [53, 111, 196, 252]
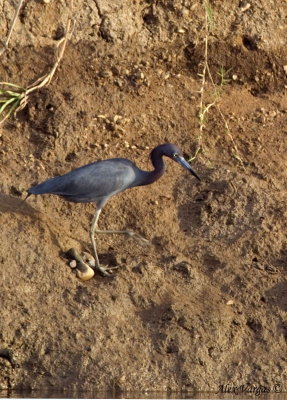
[0, 0, 24, 56]
[0, 17, 73, 125]
[190, 0, 244, 167]
[190, 2, 215, 161]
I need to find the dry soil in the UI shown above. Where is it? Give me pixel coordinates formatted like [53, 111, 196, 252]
[0, 0, 287, 397]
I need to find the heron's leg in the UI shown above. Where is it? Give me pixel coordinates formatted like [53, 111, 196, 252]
[90, 209, 101, 268]
[90, 209, 118, 276]
[91, 209, 148, 245]
[94, 228, 149, 244]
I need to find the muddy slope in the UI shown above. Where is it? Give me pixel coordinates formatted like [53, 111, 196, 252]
[0, 0, 287, 394]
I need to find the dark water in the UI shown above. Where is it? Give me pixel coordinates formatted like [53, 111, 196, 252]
[0, 389, 196, 399]
[0, 390, 287, 400]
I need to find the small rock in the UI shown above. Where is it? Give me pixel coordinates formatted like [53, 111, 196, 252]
[255, 115, 265, 123]
[132, 262, 148, 274]
[173, 261, 192, 278]
[98, 70, 112, 78]
[269, 110, 277, 118]
[76, 265, 95, 281]
[265, 265, 278, 274]
[95, 114, 107, 119]
[150, 199, 159, 205]
[66, 248, 95, 281]
[65, 152, 77, 162]
[240, 3, 251, 12]
[255, 264, 264, 270]
[69, 260, 77, 269]
[10, 185, 22, 197]
[0, 349, 18, 368]
[113, 115, 122, 123]
[115, 78, 124, 88]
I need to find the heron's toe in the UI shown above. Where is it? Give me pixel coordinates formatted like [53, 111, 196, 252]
[97, 265, 119, 277]
[128, 231, 150, 245]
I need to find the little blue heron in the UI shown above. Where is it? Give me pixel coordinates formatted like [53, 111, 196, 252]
[27, 143, 200, 278]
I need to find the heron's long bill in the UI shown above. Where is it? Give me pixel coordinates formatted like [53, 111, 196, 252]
[177, 156, 201, 181]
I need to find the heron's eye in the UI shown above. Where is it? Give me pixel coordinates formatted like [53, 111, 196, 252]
[173, 153, 179, 158]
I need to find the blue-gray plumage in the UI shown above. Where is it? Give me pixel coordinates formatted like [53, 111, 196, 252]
[27, 143, 200, 279]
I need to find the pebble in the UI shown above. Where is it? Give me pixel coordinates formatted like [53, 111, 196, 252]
[268, 110, 277, 118]
[114, 78, 124, 88]
[265, 265, 278, 274]
[95, 115, 107, 119]
[173, 261, 192, 278]
[240, 3, 251, 12]
[255, 115, 265, 123]
[98, 70, 112, 78]
[150, 199, 158, 205]
[66, 248, 95, 281]
[69, 260, 77, 269]
[76, 265, 95, 281]
[113, 115, 122, 122]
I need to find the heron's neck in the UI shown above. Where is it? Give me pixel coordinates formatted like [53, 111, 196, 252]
[143, 147, 165, 185]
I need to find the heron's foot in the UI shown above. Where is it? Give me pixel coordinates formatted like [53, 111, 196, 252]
[84, 252, 118, 277]
[126, 231, 150, 245]
[96, 264, 119, 277]
[80, 248, 118, 277]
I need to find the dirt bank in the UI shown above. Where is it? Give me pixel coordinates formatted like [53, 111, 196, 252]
[0, 0, 287, 395]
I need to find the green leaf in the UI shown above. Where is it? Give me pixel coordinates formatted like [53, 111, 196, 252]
[0, 97, 17, 114]
[0, 82, 24, 90]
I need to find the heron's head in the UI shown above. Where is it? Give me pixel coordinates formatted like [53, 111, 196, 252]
[162, 143, 201, 181]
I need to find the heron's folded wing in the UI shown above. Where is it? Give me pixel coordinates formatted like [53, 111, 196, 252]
[28, 159, 138, 202]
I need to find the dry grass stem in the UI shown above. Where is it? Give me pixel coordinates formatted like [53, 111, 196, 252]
[0, 0, 24, 56]
[0, 17, 74, 125]
[190, 5, 215, 161]
[191, 0, 244, 167]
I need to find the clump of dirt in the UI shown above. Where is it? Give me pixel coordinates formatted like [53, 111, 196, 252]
[0, 0, 287, 396]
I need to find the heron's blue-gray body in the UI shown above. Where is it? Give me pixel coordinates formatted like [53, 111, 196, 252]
[27, 143, 200, 279]
[28, 158, 162, 207]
